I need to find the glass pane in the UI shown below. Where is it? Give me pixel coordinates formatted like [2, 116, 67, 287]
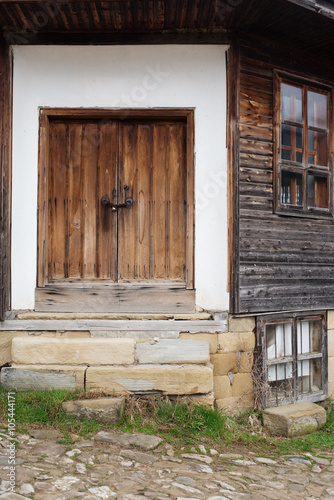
[297, 321, 310, 354]
[307, 129, 327, 166]
[298, 358, 322, 394]
[282, 149, 291, 161]
[281, 125, 303, 163]
[307, 175, 328, 209]
[268, 362, 294, 405]
[308, 91, 327, 129]
[266, 323, 292, 360]
[281, 170, 303, 206]
[282, 83, 303, 123]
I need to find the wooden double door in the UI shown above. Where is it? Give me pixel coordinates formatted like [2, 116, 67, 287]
[36, 110, 195, 312]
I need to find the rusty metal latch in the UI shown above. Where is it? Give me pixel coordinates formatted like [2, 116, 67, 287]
[101, 196, 134, 211]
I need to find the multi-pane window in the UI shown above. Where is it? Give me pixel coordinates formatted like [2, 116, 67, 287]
[275, 73, 333, 217]
[257, 314, 327, 407]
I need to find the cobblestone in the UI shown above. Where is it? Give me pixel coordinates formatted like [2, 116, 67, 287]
[0, 430, 333, 499]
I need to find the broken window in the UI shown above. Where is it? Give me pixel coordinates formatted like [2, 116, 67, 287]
[274, 73, 333, 218]
[257, 313, 327, 407]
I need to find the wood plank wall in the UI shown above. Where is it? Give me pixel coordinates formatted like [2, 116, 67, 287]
[0, 39, 11, 320]
[233, 37, 334, 314]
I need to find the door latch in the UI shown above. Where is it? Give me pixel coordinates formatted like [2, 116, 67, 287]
[101, 196, 134, 211]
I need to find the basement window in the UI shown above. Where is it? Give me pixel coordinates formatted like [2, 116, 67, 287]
[274, 72, 333, 218]
[257, 313, 328, 407]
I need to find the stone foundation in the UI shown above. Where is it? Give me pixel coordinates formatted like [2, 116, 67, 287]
[1, 311, 332, 410]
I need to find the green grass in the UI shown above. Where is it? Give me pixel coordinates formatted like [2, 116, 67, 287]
[0, 385, 333, 456]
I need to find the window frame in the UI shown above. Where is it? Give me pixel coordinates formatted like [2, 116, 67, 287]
[274, 71, 334, 219]
[256, 312, 328, 407]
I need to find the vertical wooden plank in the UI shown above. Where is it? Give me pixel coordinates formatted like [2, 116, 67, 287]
[81, 122, 99, 278]
[152, 123, 168, 279]
[48, 121, 67, 280]
[97, 120, 118, 280]
[134, 123, 151, 280]
[67, 122, 83, 278]
[167, 122, 187, 280]
[0, 40, 12, 317]
[37, 110, 49, 287]
[118, 122, 138, 281]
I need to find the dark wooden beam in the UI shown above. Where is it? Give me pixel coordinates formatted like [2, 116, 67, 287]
[4, 29, 231, 45]
[0, 38, 12, 320]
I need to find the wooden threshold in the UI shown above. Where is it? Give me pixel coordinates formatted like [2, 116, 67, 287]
[15, 312, 212, 320]
[35, 285, 195, 313]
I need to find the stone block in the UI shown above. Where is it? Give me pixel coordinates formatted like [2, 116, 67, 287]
[215, 394, 254, 413]
[86, 364, 213, 395]
[263, 402, 327, 437]
[179, 333, 218, 354]
[328, 330, 334, 357]
[217, 332, 255, 353]
[211, 353, 238, 376]
[213, 376, 232, 400]
[327, 310, 334, 330]
[0, 365, 85, 390]
[135, 339, 209, 364]
[62, 398, 124, 424]
[328, 356, 334, 397]
[11, 337, 135, 365]
[238, 352, 254, 373]
[228, 316, 255, 333]
[178, 393, 215, 408]
[231, 373, 254, 397]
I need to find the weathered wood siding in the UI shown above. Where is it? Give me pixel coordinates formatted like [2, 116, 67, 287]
[233, 38, 334, 313]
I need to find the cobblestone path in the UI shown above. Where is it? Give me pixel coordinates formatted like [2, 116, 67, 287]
[0, 430, 333, 499]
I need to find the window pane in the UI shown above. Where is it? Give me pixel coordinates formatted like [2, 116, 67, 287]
[281, 171, 303, 206]
[298, 358, 322, 394]
[308, 129, 327, 166]
[307, 175, 328, 209]
[281, 125, 303, 163]
[282, 83, 303, 123]
[268, 362, 294, 405]
[266, 323, 292, 360]
[308, 91, 327, 129]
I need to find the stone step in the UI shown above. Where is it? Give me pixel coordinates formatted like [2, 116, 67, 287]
[1, 364, 213, 395]
[263, 402, 327, 437]
[10, 337, 210, 365]
[0, 318, 227, 332]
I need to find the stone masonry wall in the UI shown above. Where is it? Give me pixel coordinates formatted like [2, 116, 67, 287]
[2, 312, 332, 409]
[327, 311, 334, 398]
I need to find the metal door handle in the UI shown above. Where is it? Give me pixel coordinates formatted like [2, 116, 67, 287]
[101, 196, 134, 211]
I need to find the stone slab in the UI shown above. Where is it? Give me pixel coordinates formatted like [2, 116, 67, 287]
[263, 402, 327, 437]
[0, 493, 30, 500]
[93, 431, 163, 450]
[91, 330, 179, 339]
[179, 333, 218, 354]
[135, 339, 210, 364]
[119, 449, 159, 464]
[86, 364, 213, 395]
[11, 337, 135, 365]
[62, 397, 125, 424]
[0, 365, 85, 390]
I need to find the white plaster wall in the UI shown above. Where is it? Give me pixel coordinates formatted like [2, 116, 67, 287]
[12, 45, 228, 311]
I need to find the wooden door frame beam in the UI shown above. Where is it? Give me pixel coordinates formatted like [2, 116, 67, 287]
[37, 107, 195, 290]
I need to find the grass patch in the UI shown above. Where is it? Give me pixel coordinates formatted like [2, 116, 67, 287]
[0, 385, 333, 455]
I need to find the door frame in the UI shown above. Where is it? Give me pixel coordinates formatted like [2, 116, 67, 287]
[37, 108, 195, 298]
